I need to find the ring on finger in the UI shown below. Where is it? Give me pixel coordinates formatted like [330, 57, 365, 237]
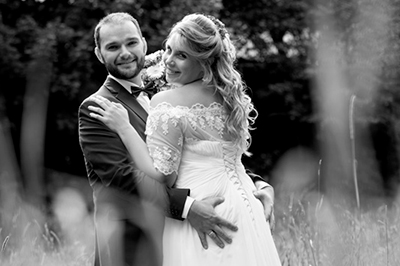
[207, 231, 216, 238]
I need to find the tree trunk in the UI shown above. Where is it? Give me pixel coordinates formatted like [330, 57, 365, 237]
[0, 115, 23, 235]
[20, 54, 52, 207]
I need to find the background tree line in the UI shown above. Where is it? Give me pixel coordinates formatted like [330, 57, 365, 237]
[0, 0, 399, 209]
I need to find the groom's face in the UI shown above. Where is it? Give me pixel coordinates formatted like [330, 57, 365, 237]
[95, 20, 147, 82]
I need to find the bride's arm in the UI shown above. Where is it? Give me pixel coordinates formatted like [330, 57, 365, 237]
[117, 123, 172, 184]
[88, 95, 176, 186]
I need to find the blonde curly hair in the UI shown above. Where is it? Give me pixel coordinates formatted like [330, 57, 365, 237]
[168, 13, 258, 155]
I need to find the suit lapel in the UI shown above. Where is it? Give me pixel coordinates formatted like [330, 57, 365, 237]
[103, 77, 148, 123]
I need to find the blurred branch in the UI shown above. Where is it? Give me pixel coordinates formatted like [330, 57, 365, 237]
[20, 25, 56, 207]
[0, 111, 23, 234]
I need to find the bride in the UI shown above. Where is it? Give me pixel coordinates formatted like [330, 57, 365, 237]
[89, 13, 281, 266]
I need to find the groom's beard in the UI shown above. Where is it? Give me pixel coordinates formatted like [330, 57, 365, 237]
[104, 56, 145, 80]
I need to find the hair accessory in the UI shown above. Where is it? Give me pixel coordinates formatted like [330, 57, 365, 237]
[206, 15, 228, 40]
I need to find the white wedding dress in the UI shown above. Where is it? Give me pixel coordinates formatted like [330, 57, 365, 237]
[145, 102, 282, 266]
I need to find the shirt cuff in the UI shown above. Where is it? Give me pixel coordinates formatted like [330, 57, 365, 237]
[181, 196, 195, 219]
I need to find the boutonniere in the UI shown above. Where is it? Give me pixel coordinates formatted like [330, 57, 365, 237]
[141, 50, 171, 93]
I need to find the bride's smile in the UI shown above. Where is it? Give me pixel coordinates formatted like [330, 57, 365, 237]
[162, 33, 203, 86]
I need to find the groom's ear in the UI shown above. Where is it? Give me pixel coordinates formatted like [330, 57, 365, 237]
[142, 37, 148, 54]
[94, 47, 104, 64]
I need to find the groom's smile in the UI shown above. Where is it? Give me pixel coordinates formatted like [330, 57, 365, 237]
[95, 19, 147, 83]
[118, 60, 137, 69]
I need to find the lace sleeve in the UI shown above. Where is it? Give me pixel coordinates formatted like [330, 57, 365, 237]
[145, 104, 184, 175]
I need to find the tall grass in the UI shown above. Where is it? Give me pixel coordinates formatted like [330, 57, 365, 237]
[0, 220, 93, 266]
[273, 195, 400, 266]
[1, 191, 399, 266]
[0, 189, 95, 266]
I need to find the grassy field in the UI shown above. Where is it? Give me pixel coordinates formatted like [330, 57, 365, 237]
[1, 197, 399, 265]
[274, 196, 400, 266]
[0, 173, 399, 266]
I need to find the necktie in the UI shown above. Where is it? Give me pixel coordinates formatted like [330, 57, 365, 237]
[131, 81, 156, 99]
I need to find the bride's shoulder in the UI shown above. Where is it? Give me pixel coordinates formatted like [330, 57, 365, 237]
[150, 84, 221, 109]
[150, 87, 185, 108]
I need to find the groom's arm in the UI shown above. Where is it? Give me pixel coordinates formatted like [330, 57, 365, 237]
[165, 187, 190, 220]
[247, 169, 272, 190]
[185, 170, 275, 249]
[166, 188, 239, 249]
[79, 97, 146, 193]
[247, 170, 275, 229]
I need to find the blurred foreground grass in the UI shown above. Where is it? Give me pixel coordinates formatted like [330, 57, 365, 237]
[0, 209, 94, 266]
[0, 172, 95, 266]
[1, 188, 399, 265]
[274, 197, 400, 266]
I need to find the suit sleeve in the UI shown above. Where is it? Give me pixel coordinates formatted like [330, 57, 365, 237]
[166, 187, 190, 220]
[79, 97, 189, 218]
[246, 169, 271, 188]
[79, 98, 144, 194]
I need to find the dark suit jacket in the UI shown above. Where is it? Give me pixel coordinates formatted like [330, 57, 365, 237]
[78, 77, 189, 266]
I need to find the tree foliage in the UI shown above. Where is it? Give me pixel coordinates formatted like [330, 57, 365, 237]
[0, 0, 399, 196]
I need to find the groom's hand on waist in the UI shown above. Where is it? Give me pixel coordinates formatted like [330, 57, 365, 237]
[186, 197, 238, 249]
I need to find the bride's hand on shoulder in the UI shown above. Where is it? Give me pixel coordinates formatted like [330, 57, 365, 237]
[88, 95, 131, 133]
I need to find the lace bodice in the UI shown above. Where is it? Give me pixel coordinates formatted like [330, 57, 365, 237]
[145, 102, 230, 175]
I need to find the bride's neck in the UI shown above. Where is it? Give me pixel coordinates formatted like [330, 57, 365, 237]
[174, 77, 203, 88]
[185, 77, 203, 85]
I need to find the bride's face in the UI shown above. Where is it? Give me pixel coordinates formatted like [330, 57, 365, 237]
[162, 34, 203, 86]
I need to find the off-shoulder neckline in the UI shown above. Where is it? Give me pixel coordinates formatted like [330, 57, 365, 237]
[150, 101, 224, 110]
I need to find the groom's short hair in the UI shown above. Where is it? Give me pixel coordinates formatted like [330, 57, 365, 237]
[94, 12, 143, 48]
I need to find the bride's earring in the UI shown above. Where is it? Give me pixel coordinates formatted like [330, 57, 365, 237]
[200, 71, 205, 82]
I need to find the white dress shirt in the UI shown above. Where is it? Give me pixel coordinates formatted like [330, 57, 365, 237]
[108, 75, 150, 112]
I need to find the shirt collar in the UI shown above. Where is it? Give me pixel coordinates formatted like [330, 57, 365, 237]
[108, 74, 143, 93]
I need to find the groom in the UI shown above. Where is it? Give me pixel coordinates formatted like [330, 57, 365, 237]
[79, 12, 275, 266]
